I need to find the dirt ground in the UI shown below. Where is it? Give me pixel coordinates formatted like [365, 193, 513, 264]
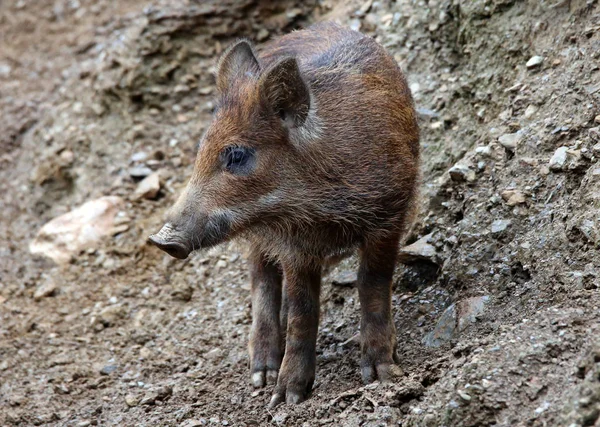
[1, 0, 600, 426]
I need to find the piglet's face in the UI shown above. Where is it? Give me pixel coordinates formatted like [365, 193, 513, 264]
[149, 40, 313, 259]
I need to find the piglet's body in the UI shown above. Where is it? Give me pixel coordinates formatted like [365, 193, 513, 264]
[149, 22, 419, 407]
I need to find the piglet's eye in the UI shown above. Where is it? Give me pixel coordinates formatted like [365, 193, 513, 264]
[220, 146, 256, 175]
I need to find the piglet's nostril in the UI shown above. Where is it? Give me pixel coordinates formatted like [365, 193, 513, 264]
[148, 234, 190, 259]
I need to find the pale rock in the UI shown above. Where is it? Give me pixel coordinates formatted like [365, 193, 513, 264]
[256, 28, 269, 42]
[99, 305, 126, 326]
[501, 189, 526, 206]
[475, 146, 492, 157]
[34, 277, 58, 300]
[331, 270, 357, 287]
[60, 150, 74, 164]
[448, 164, 476, 182]
[491, 219, 512, 235]
[549, 146, 568, 171]
[0, 63, 12, 77]
[130, 152, 148, 162]
[286, 7, 303, 19]
[409, 82, 421, 94]
[134, 172, 161, 200]
[380, 13, 393, 26]
[91, 103, 105, 116]
[125, 394, 139, 407]
[129, 166, 153, 178]
[398, 233, 437, 263]
[524, 105, 538, 119]
[174, 84, 190, 93]
[526, 56, 544, 68]
[416, 108, 440, 121]
[29, 196, 124, 264]
[99, 364, 117, 375]
[498, 132, 522, 150]
[458, 391, 472, 401]
[349, 18, 361, 32]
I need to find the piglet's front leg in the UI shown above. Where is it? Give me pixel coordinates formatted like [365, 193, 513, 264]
[248, 250, 283, 388]
[268, 264, 321, 408]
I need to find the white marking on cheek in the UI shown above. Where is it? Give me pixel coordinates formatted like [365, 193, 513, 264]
[288, 94, 324, 147]
[258, 190, 284, 208]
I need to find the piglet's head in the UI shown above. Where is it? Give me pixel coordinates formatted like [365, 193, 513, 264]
[149, 39, 315, 259]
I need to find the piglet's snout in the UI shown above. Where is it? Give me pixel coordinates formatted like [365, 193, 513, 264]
[148, 223, 192, 260]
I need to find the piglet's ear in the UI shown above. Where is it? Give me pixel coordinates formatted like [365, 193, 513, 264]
[216, 39, 260, 93]
[259, 57, 310, 128]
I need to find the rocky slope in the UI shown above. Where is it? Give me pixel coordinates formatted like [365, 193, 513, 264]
[1, 0, 599, 426]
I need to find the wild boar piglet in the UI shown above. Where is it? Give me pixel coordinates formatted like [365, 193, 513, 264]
[149, 22, 420, 407]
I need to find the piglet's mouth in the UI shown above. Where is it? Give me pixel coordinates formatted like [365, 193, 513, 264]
[148, 213, 233, 259]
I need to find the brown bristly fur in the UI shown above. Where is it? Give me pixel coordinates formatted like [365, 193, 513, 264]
[149, 22, 420, 407]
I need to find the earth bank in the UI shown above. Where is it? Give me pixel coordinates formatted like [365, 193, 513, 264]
[1, 0, 600, 426]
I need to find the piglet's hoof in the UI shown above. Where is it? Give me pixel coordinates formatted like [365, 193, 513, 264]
[251, 369, 279, 388]
[268, 388, 307, 408]
[361, 359, 403, 384]
[267, 372, 314, 408]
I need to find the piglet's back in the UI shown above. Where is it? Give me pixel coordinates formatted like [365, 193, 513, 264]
[260, 23, 419, 212]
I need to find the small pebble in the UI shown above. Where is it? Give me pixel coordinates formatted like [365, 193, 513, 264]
[125, 394, 139, 407]
[256, 28, 269, 41]
[130, 152, 148, 162]
[331, 270, 357, 287]
[448, 164, 476, 182]
[524, 105, 538, 119]
[491, 219, 512, 235]
[501, 189, 526, 206]
[458, 390, 472, 401]
[134, 172, 161, 200]
[549, 146, 568, 171]
[99, 365, 117, 375]
[129, 166, 153, 179]
[34, 279, 57, 300]
[475, 146, 492, 157]
[526, 56, 543, 68]
[498, 132, 522, 150]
